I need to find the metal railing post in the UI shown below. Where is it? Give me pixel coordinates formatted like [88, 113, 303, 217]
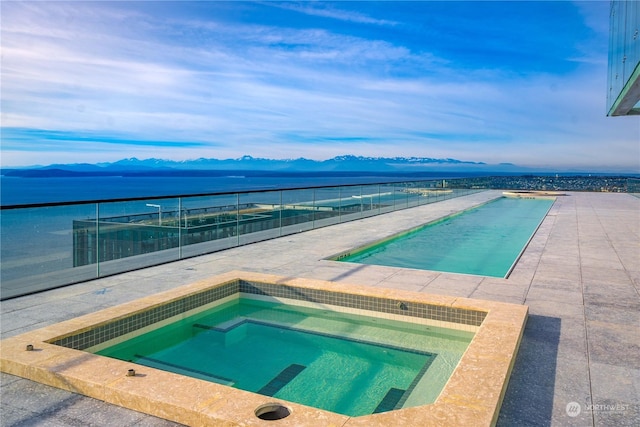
[178, 198, 183, 259]
[95, 203, 100, 278]
[279, 191, 283, 236]
[236, 193, 240, 246]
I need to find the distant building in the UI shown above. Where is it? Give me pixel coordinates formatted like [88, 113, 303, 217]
[607, 1, 640, 116]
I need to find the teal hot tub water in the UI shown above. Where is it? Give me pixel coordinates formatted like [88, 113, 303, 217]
[338, 196, 554, 277]
[95, 297, 473, 417]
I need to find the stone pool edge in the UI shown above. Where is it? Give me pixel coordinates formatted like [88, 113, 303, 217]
[0, 270, 527, 427]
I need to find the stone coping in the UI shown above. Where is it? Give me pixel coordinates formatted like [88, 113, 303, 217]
[502, 190, 565, 198]
[0, 271, 528, 426]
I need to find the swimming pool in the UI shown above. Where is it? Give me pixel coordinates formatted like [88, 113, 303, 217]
[0, 272, 528, 425]
[94, 297, 473, 416]
[335, 196, 554, 277]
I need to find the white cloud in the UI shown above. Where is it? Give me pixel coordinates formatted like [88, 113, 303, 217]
[268, 3, 399, 27]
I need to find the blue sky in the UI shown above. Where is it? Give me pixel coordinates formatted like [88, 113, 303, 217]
[1, 1, 638, 171]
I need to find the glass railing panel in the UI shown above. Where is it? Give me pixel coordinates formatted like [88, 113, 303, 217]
[412, 180, 440, 206]
[455, 188, 472, 198]
[179, 194, 240, 258]
[377, 184, 397, 214]
[338, 185, 374, 220]
[311, 187, 343, 228]
[403, 181, 422, 208]
[388, 183, 400, 210]
[90, 198, 181, 276]
[358, 184, 388, 219]
[394, 182, 418, 209]
[433, 186, 451, 202]
[628, 178, 640, 198]
[279, 189, 316, 235]
[440, 186, 451, 200]
[1, 204, 97, 299]
[237, 190, 283, 245]
[400, 182, 412, 208]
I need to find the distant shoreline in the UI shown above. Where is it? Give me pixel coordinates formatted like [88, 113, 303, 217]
[2, 168, 638, 179]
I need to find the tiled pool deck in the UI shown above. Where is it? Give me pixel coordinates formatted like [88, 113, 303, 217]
[1, 191, 638, 426]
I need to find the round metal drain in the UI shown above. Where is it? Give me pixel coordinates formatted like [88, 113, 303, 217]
[255, 403, 291, 421]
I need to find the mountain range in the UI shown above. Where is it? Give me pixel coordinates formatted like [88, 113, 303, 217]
[2, 155, 531, 177]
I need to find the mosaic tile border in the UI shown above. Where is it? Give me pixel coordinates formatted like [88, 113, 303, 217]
[51, 279, 486, 351]
[240, 280, 486, 326]
[50, 282, 239, 350]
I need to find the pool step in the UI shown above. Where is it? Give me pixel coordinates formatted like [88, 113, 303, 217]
[133, 354, 235, 386]
[373, 388, 406, 413]
[193, 317, 247, 332]
[258, 364, 306, 396]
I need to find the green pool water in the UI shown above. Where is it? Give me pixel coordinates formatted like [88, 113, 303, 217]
[96, 298, 473, 416]
[339, 196, 554, 277]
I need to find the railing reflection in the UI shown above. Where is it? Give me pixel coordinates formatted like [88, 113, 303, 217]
[0, 180, 480, 299]
[627, 178, 640, 195]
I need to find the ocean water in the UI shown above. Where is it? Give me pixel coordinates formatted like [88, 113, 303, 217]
[0, 174, 453, 206]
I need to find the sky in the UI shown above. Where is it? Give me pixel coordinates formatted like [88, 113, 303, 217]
[1, 1, 639, 171]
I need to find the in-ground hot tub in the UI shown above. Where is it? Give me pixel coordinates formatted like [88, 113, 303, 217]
[0, 271, 527, 426]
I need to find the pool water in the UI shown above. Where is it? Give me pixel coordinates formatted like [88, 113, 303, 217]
[339, 197, 554, 277]
[95, 297, 473, 416]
